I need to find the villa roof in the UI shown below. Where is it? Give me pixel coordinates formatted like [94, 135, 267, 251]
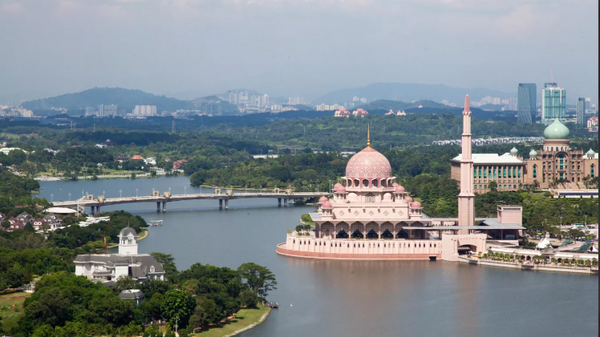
[73, 254, 165, 277]
[452, 153, 524, 164]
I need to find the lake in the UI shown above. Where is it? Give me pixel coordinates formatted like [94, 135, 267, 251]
[39, 177, 599, 337]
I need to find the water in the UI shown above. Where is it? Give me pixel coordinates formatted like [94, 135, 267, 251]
[39, 177, 599, 337]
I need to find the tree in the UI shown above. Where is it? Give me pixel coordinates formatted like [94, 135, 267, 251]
[160, 290, 195, 327]
[181, 279, 198, 295]
[113, 275, 137, 294]
[151, 252, 178, 282]
[237, 263, 277, 299]
[239, 289, 258, 308]
[488, 180, 498, 192]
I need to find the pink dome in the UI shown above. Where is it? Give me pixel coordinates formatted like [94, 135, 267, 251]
[333, 183, 346, 193]
[319, 196, 328, 203]
[405, 196, 413, 203]
[411, 201, 421, 208]
[321, 200, 333, 209]
[353, 109, 368, 115]
[395, 185, 405, 193]
[392, 182, 399, 187]
[345, 147, 392, 179]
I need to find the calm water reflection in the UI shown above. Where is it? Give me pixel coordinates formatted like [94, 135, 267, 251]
[40, 178, 598, 337]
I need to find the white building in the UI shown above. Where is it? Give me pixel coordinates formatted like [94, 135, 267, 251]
[132, 105, 157, 117]
[74, 227, 165, 283]
[98, 104, 118, 117]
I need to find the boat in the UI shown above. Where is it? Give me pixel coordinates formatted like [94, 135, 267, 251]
[148, 219, 163, 227]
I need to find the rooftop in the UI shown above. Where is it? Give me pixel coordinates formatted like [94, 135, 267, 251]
[452, 153, 524, 164]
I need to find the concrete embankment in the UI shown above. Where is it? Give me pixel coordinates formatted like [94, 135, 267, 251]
[458, 257, 598, 275]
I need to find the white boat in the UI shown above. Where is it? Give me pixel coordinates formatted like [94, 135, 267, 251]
[148, 219, 163, 227]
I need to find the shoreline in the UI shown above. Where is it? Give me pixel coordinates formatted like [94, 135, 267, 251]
[193, 305, 271, 337]
[458, 256, 598, 275]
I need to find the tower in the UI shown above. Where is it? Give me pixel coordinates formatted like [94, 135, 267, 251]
[458, 95, 475, 227]
[118, 227, 139, 255]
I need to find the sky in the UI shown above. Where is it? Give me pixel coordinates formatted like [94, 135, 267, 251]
[0, 0, 598, 103]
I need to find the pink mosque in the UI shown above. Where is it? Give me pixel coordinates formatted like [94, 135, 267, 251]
[276, 95, 524, 261]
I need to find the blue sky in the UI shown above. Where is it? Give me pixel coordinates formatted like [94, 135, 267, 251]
[0, 0, 597, 103]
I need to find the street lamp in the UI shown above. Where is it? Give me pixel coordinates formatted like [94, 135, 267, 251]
[184, 186, 187, 195]
[175, 317, 179, 334]
[50, 194, 54, 203]
[119, 189, 122, 198]
[103, 190, 105, 197]
[135, 188, 139, 197]
[68, 192, 71, 201]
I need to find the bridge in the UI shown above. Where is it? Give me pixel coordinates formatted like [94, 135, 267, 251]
[52, 188, 327, 215]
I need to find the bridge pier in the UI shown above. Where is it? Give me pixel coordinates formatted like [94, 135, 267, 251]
[162, 202, 167, 212]
[90, 206, 95, 215]
[278, 198, 282, 207]
[219, 199, 223, 210]
[224, 199, 229, 210]
[157, 202, 161, 213]
[96, 205, 101, 214]
[283, 198, 288, 207]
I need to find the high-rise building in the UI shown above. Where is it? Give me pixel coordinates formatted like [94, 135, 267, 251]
[98, 104, 118, 117]
[517, 83, 536, 124]
[132, 105, 157, 116]
[541, 82, 566, 124]
[576, 98, 586, 125]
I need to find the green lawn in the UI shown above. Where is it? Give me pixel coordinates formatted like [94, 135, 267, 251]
[0, 292, 31, 332]
[193, 305, 271, 337]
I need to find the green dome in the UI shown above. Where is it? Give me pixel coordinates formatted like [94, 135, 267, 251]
[543, 119, 570, 139]
[529, 149, 538, 157]
[510, 147, 518, 154]
[586, 148, 596, 156]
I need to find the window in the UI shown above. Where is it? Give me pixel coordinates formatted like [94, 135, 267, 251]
[150, 266, 155, 273]
[365, 193, 375, 203]
[592, 164, 595, 178]
[533, 165, 537, 178]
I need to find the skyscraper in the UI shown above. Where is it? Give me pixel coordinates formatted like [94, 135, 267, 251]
[541, 82, 566, 124]
[517, 83, 536, 124]
[576, 98, 586, 125]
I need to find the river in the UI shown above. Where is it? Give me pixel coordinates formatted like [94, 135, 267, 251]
[39, 177, 598, 337]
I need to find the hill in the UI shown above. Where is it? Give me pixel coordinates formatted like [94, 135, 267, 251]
[21, 87, 194, 112]
[313, 82, 514, 105]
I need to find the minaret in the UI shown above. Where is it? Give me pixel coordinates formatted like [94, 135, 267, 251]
[458, 95, 475, 227]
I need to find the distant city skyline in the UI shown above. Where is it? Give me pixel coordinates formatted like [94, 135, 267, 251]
[0, 0, 597, 104]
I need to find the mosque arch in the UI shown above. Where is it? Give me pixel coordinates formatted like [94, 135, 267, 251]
[365, 222, 379, 236]
[336, 229, 349, 239]
[350, 222, 364, 234]
[372, 179, 378, 187]
[321, 222, 334, 238]
[397, 230, 409, 239]
[366, 229, 379, 239]
[381, 179, 387, 187]
[362, 179, 369, 188]
[354, 179, 360, 187]
[351, 230, 364, 239]
[336, 222, 350, 236]
[382, 193, 392, 201]
[410, 221, 423, 227]
[381, 222, 393, 234]
[381, 229, 393, 239]
[395, 222, 408, 233]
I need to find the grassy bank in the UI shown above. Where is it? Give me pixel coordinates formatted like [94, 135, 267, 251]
[193, 305, 271, 337]
[0, 292, 31, 331]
